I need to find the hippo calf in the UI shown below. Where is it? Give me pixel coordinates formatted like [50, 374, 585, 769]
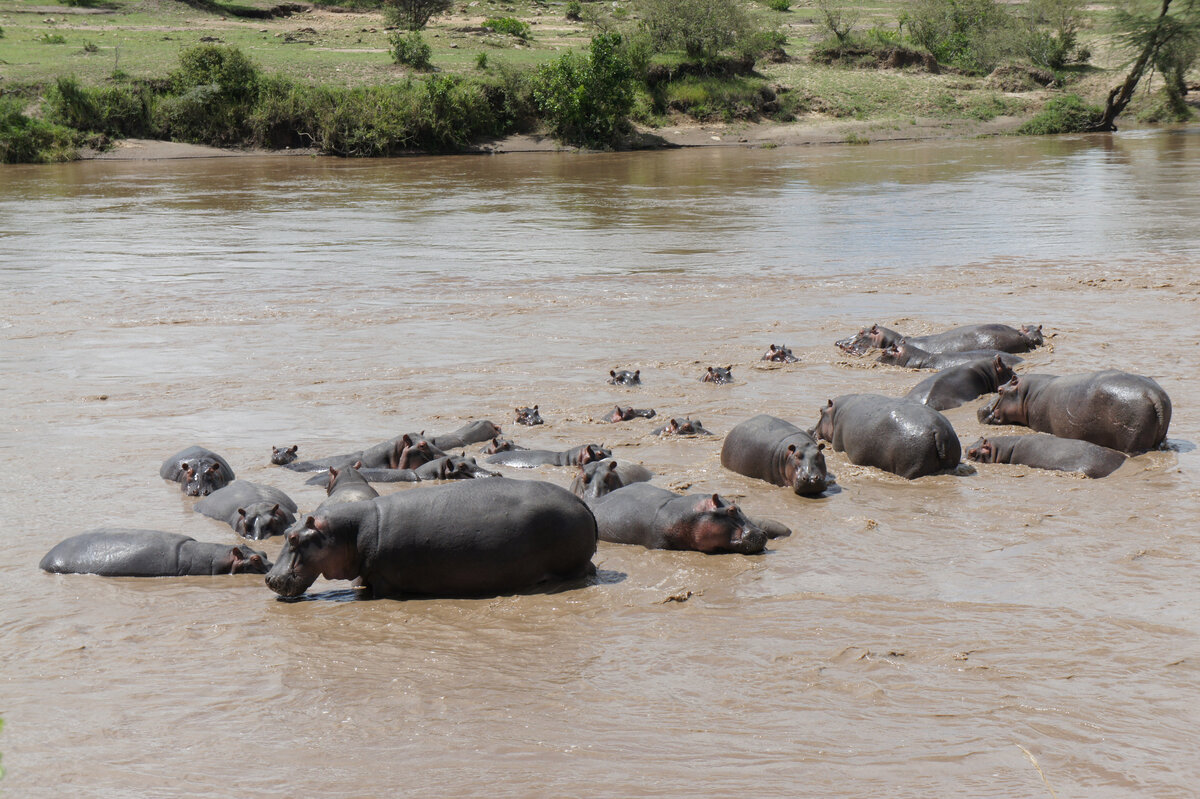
[967, 434, 1127, 478]
[879, 341, 1024, 371]
[609, 369, 642, 386]
[838, 323, 1044, 355]
[652, 418, 713, 436]
[702, 366, 734, 384]
[160, 446, 236, 497]
[266, 479, 597, 599]
[569, 459, 654, 502]
[590, 484, 773, 554]
[480, 436, 525, 454]
[762, 344, 799, 363]
[311, 455, 499, 484]
[194, 480, 298, 540]
[41, 529, 270, 576]
[608, 405, 657, 422]
[905, 355, 1015, 411]
[813, 394, 961, 479]
[977, 371, 1171, 454]
[721, 414, 830, 496]
[271, 445, 299, 466]
[486, 444, 611, 468]
[515, 406, 544, 426]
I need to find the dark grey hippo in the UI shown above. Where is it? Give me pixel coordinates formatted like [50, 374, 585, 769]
[904, 355, 1016, 411]
[265, 478, 597, 599]
[271, 445, 299, 466]
[160, 446, 236, 497]
[837, 323, 1044, 355]
[194, 479, 298, 540]
[608, 405, 657, 422]
[284, 421, 500, 472]
[308, 455, 499, 484]
[977, 371, 1171, 454]
[651, 418, 713, 436]
[316, 464, 380, 509]
[721, 414, 830, 496]
[702, 366, 734, 384]
[966, 434, 1127, 478]
[762, 344, 799, 363]
[589, 483, 776, 554]
[515, 406, 544, 426]
[40, 529, 270, 576]
[879, 341, 1024, 371]
[486, 444, 611, 468]
[813, 394, 961, 479]
[426, 420, 503, 450]
[608, 369, 642, 386]
[569, 459, 654, 502]
[480, 436, 525, 454]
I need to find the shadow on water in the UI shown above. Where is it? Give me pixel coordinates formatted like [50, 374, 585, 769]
[271, 569, 627, 603]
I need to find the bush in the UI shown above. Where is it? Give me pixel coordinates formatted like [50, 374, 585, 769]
[566, 0, 582, 20]
[0, 95, 78, 163]
[475, 52, 489, 70]
[639, 0, 753, 62]
[816, 0, 859, 43]
[38, 32, 67, 44]
[390, 30, 433, 68]
[661, 75, 782, 121]
[1016, 93, 1100, 134]
[766, 0, 791, 10]
[483, 17, 532, 39]
[1019, 0, 1088, 69]
[382, 0, 452, 30]
[44, 77, 153, 137]
[533, 32, 635, 147]
[906, 0, 1022, 74]
[170, 44, 261, 102]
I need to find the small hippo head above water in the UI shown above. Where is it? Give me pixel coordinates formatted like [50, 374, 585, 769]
[1019, 324, 1045, 346]
[835, 324, 902, 355]
[608, 369, 642, 386]
[481, 436, 519, 454]
[686, 494, 769, 555]
[762, 344, 799, 363]
[702, 366, 734, 384]
[271, 445, 299, 466]
[395, 435, 438, 470]
[654, 418, 712, 437]
[235, 503, 294, 541]
[182, 461, 229, 497]
[608, 405, 657, 423]
[977, 375, 1023, 425]
[515, 405, 544, 426]
[965, 438, 997, 462]
[571, 460, 626, 501]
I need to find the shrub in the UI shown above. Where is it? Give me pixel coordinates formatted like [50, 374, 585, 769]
[639, 0, 753, 62]
[766, 0, 791, 10]
[661, 74, 781, 120]
[475, 52, 489, 70]
[38, 32, 68, 44]
[566, 0, 583, 20]
[0, 95, 78, 163]
[533, 32, 635, 147]
[170, 44, 261, 102]
[816, 0, 859, 43]
[483, 17, 532, 39]
[382, 0, 452, 30]
[905, 0, 1022, 74]
[390, 30, 433, 68]
[1016, 93, 1100, 134]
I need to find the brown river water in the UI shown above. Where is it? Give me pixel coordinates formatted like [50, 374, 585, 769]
[2, 128, 1199, 797]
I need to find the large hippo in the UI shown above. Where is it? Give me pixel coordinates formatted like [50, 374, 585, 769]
[879, 341, 1024, 371]
[284, 421, 500, 472]
[608, 369, 642, 386]
[486, 444, 611, 468]
[160, 446, 236, 497]
[977, 371, 1171, 454]
[41, 529, 270, 576]
[265, 479, 597, 598]
[651, 418, 713, 436]
[194, 479, 298, 540]
[307, 455, 499, 484]
[837, 323, 1044, 355]
[904, 355, 1015, 411]
[720, 414, 830, 496]
[608, 406, 657, 422]
[762, 344, 799, 363]
[589, 484, 774, 554]
[569, 459, 654, 501]
[813, 395, 961, 479]
[966, 434, 1128, 478]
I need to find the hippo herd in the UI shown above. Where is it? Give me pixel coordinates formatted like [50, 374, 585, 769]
[41, 321, 1173, 603]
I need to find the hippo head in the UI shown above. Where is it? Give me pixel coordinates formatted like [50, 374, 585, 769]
[324, 464, 362, 495]
[610, 405, 635, 423]
[271, 445, 299, 466]
[227, 545, 271, 575]
[265, 514, 359, 598]
[236, 503, 293, 541]
[702, 366, 734, 384]
[978, 376, 1023, 425]
[877, 339, 914, 366]
[483, 436, 516, 454]
[609, 369, 641, 386]
[676, 494, 768, 555]
[836, 324, 891, 355]
[813, 399, 836, 443]
[182, 461, 229, 497]
[991, 354, 1015, 386]
[784, 441, 829, 496]
[763, 344, 799, 363]
[1020, 324, 1044, 346]
[515, 405, 544, 426]
[395, 435, 437, 470]
[576, 444, 612, 466]
[965, 438, 996, 463]
[571, 460, 624, 501]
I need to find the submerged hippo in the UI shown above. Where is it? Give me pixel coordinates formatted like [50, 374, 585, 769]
[762, 344, 799, 363]
[702, 366, 734, 384]
[486, 444, 611, 468]
[480, 436, 525, 454]
[590, 484, 775, 554]
[608, 405, 657, 422]
[569, 459, 654, 502]
[967, 434, 1128, 478]
[284, 421, 500, 472]
[271, 445, 299, 466]
[813, 394, 961, 479]
[194, 479, 298, 540]
[160, 446, 236, 497]
[721, 414, 830, 496]
[515, 406, 544, 426]
[977, 371, 1171, 454]
[904, 355, 1015, 411]
[837, 323, 1044, 355]
[651, 418, 713, 436]
[41, 529, 270, 576]
[879, 341, 1024, 371]
[608, 369, 642, 386]
[265, 478, 597, 599]
[309, 455, 499, 484]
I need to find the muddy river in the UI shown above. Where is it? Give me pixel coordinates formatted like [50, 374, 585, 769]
[2, 128, 1198, 797]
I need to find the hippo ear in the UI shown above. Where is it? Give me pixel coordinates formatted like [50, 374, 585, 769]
[787, 444, 797, 454]
[827, 399, 834, 408]
[353, 460, 363, 469]
[726, 365, 732, 372]
[870, 324, 878, 333]
[514, 407, 521, 414]
[402, 434, 413, 447]
[533, 405, 538, 411]
[817, 442, 825, 451]
[271, 503, 281, 515]
[238, 508, 248, 518]
[206, 462, 220, 474]
[606, 460, 618, 472]
[634, 370, 640, 378]
[304, 515, 319, 530]
[288, 445, 298, 454]
[230, 546, 245, 559]
[610, 370, 617, 378]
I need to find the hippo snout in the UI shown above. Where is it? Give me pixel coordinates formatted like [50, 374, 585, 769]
[733, 526, 769, 555]
[977, 398, 999, 424]
[792, 472, 829, 496]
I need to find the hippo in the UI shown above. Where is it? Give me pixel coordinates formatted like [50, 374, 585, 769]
[904, 355, 1015, 411]
[966, 434, 1127, 478]
[41, 529, 270, 576]
[284, 421, 500, 472]
[317, 464, 380, 509]
[608, 369, 642, 386]
[425, 420, 503, 451]
[652, 418, 713, 436]
[589, 484, 774, 554]
[569, 459, 654, 501]
[837, 323, 1044, 355]
[515, 406, 544, 426]
[702, 366, 734, 384]
[271, 445, 299, 466]
[608, 405, 657, 422]
[721, 414, 830, 496]
[813, 395, 961, 479]
[977, 371, 1171, 454]
[879, 341, 1024, 371]
[160, 446, 236, 497]
[308, 455, 499, 484]
[486, 444, 611, 468]
[194, 479, 298, 540]
[265, 478, 597, 599]
[762, 344, 799, 363]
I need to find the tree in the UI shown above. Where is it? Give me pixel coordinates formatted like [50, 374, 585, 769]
[382, 0, 453, 31]
[638, 0, 752, 62]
